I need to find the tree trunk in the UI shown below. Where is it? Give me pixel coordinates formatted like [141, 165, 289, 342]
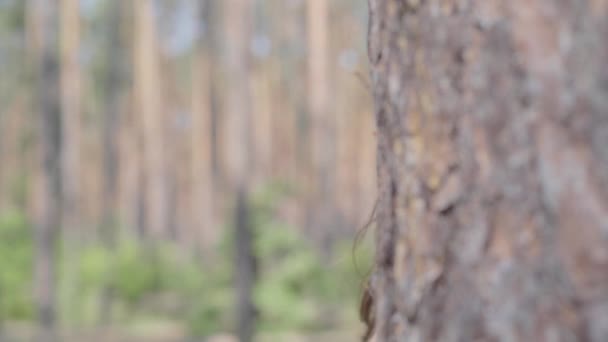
[59, 0, 81, 237]
[367, 1, 608, 341]
[59, 0, 81, 327]
[224, 0, 257, 340]
[33, 0, 61, 340]
[133, 0, 167, 238]
[99, 0, 128, 324]
[191, 0, 216, 251]
[101, 0, 126, 251]
[307, 0, 337, 255]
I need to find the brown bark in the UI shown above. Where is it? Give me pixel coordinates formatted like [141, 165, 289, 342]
[367, 1, 608, 341]
[32, 0, 61, 340]
[307, 0, 337, 253]
[224, 0, 257, 340]
[133, 0, 167, 238]
[58, 0, 82, 328]
[191, 0, 216, 250]
[307, 0, 331, 192]
[101, 0, 126, 246]
[60, 0, 81, 236]
[98, 0, 129, 324]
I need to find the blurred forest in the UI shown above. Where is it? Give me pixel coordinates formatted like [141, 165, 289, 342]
[0, 0, 375, 341]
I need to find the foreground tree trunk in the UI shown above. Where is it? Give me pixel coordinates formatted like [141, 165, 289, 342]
[367, 1, 608, 341]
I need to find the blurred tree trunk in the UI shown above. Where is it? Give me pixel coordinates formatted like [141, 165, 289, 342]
[133, 0, 167, 238]
[224, 0, 257, 340]
[251, 48, 273, 185]
[191, 0, 216, 250]
[367, 1, 608, 341]
[59, 0, 80, 237]
[59, 0, 81, 327]
[307, 0, 336, 254]
[101, 0, 126, 254]
[99, 0, 128, 324]
[32, 0, 61, 340]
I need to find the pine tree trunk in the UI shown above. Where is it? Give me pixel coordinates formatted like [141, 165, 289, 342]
[224, 0, 257, 340]
[133, 0, 167, 238]
[367, 1, 608, 341]
[33, 0, 61, 340]
[307, 0, 337, 255]
[191, 0, 216, 250]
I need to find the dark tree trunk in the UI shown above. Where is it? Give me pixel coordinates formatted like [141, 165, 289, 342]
[33, 1, 61, 340]
[223, 0, 257, 340]
[100, 0, 126, 246]
[367, 1, 608, 341]
[99, 0, 128, 325]
[234, 187, 257, 342]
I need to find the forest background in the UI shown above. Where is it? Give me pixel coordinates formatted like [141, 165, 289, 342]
[0, 0, 375, 341]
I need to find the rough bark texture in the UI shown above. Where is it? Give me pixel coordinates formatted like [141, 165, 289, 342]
[367, 1, 608, 341]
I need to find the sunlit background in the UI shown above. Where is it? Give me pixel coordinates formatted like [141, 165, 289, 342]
[0, 0, 376, 341]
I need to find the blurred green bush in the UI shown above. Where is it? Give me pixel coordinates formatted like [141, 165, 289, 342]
[0, 181, 372, 337]
[0, 209, 34, 321]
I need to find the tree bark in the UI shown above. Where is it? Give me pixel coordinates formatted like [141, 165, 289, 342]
[191, 0, 216, 250]
[367, 1, 608, 341]
[59, 0, 81, 237]
[133, 0, 167, 238]
[32, 0, 61, 340]
[98, 0, 129, 324]
[224, 0, 257, 340]
[307, 0, 338, 255]
[58, 0, 82, 328]
[101, 0, 126, 250]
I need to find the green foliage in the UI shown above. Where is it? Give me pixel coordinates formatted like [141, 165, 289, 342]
[111, 243, 164, 305]
[250, 183, 372, 332]
[0, 209, 34, 321]
[0, 181, 373, 337]
[0, 0, 25, 32]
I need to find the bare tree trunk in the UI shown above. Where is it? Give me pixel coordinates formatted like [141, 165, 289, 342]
[33, 1, 61, 340]
[58, 0, 81, 328]
[99, 0, 129, 324]
[101, 0, 126, 252]
[307, 0, 337, 254]
[367, 1, 608, 341]
[224, 0, 257, 340]
[59, 0, 80, 237]
[191, 0, 216, 251]
[133, 0, 167, 238]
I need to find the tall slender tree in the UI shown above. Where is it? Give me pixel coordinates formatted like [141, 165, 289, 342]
[307, 0, 336, 253]
[191, 0, 216, 250]
[224, 0, 257, 340]
[98, 0, 129, 324]
[58, 0, 81, 327]
[59, 0, 80, 236]
[133, 0, 167, 238]
[31, 0, 61, 339]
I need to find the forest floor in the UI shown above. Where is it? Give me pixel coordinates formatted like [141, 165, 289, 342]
[1, 322, 360, 342]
